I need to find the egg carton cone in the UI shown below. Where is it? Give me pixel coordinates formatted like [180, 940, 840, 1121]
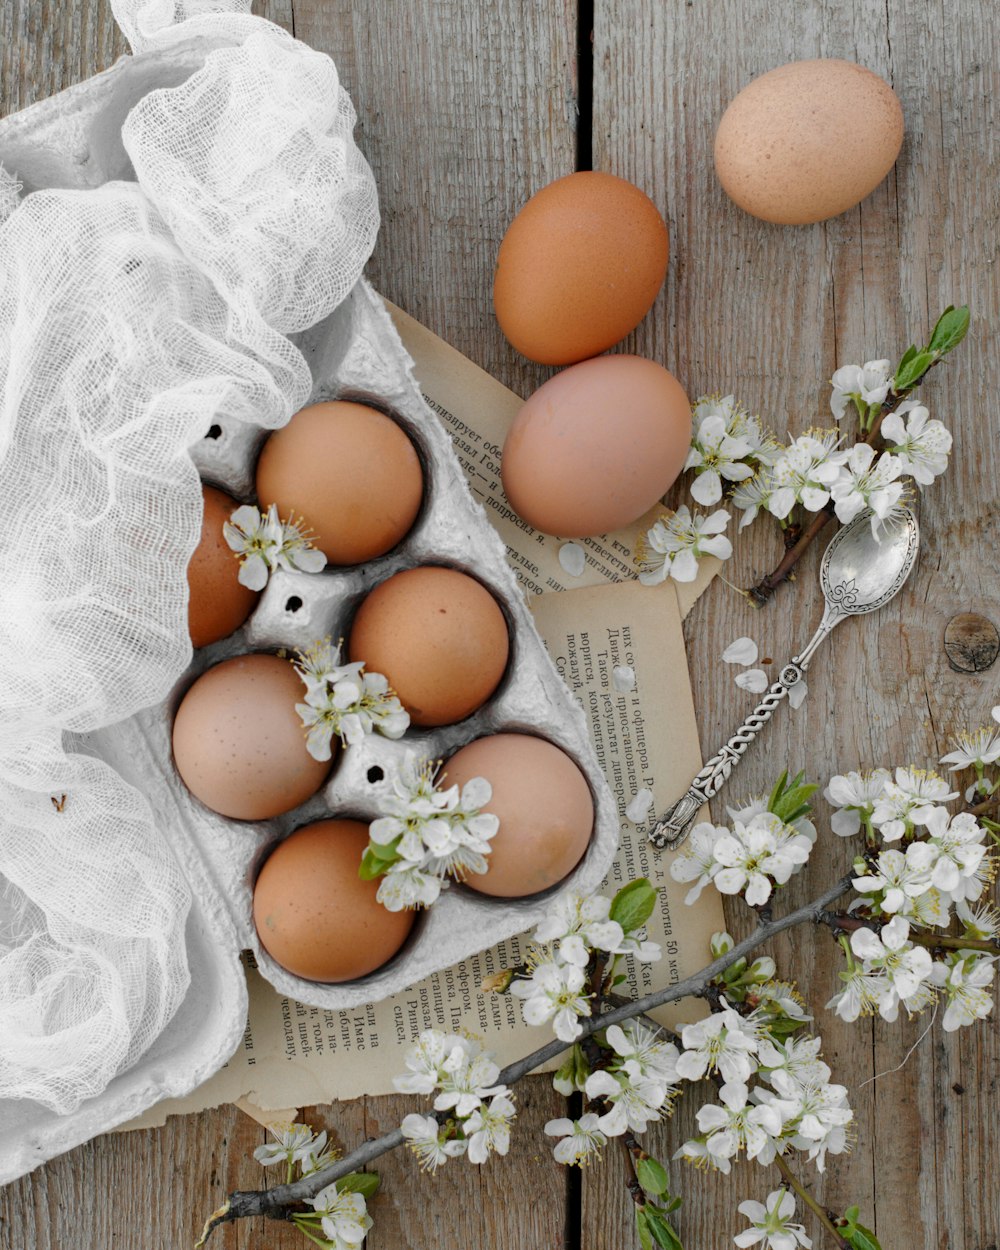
[0, 36, 618, 1184]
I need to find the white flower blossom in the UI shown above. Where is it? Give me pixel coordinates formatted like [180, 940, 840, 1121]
[676, 1008, 759, 1085]
[638, 506, 733, 585]
[463, 1093, 516, 1164]
[881, 399, 952, 486]
[923, 808, 990, 901]
[830, 359, 893, 421]
[307, 1185, 373, 1249]
[695, 1080, 784, 1165]
[725, 797, 816, 845]
[253, 1122, 323, 1169]
[769, 431, 845, 516]
[931, 952, 997, 1031]
[224, 502, 326, 590]
[585, 1068, 667, 1136]
[852, 844, 937, 916]
[674, 1135, 732, 1174]
[731, 466, 782, 529]
[829, 444, 906, 529]
[940, 727, 1000, 772]
[848, 917, 935, 1021]
[783, 1076, 853, 1172]
[533, 893, 625, 967]
[670, 821, 727, 904]
[510, 961, 591, 1041]
[686, 412, 755, 505]
[735, 1188, 813, 1250]
[400, 1113, 467, 1171]
[958, 901, 1000, 942]
[294, 641, 409, 761]
[871, 767, 959, 841]
[376, 861, 443, 911]
[711, 812, 812, 907]
[393, 1029, 460, 1096]
[827, 966, 891, 1023]
[756, 1036, 830, 1088]
[544, 1114, 607, 1165]
[606, 1020, 681, 1093]
[823, 769, 891, 837]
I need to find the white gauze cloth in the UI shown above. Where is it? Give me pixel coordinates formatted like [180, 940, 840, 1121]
[0, 0, 378, 1113]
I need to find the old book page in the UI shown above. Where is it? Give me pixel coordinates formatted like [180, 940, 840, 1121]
[123, 309, 723, 1130]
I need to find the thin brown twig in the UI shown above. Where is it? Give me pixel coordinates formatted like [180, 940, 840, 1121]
[197, 874, 855, 1245]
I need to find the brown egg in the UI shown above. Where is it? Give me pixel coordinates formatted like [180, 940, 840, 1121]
[442, 734, 594, 898]
[253, 819, 415, 981]
[501, 355, 691, 537]
[349, 566, 509, 727]
[187, 484, 259, 648]
[172, 653, 331, 820]
[256, 400, 424, 565]
[493, 171, 669, 365]
[714, 59, 904, 225]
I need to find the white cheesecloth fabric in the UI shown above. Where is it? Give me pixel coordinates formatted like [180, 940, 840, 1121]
[0, 0, 379, 1112]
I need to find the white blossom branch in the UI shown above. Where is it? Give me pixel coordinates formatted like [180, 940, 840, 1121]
[197, 872, 854, 1245]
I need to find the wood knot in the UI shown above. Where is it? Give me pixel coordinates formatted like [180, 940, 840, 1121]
[944, 612, 1000, 673]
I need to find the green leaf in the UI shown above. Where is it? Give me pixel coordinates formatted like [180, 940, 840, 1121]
[610, 878, 658, 933]
[772, 782, 818, 822]
[358, 843, 399, 880]
[893, 348, 935, 392]
[336, 1171, 380, 1199]
[636, 1156, 669, 1196]
[636, 1210, 654, 1250]
[767, 770, 788, 813]
[896, 343, 918, 372]
[612, 973, 628, 987]
[927, 304, 970, 356]
[644, 1205, 684, 1250]
[844, 1226, 882, 1250]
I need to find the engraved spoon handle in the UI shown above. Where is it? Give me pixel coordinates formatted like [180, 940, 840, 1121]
[649, 609, 844, 851]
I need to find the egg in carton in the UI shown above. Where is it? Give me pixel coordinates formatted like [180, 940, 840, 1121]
[0, 37, 619, 1183]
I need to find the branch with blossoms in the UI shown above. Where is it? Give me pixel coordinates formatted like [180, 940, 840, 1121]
[197, 699, 1000, 1250]
[635, 305, 970, 605]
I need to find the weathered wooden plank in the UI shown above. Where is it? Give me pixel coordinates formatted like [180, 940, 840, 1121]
[593, 1, 1000, 1248]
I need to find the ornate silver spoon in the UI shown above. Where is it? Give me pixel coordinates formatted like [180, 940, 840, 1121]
[649, 505, 920, 851]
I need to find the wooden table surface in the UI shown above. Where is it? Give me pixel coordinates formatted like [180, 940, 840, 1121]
[2, 2, 999, 1248]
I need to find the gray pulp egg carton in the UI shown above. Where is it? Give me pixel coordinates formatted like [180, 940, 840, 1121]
[0, 36, 618, 1183]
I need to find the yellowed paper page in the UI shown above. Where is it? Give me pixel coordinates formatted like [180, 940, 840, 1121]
[122, 581, 721, 1127]
[385, 301, 719, 618]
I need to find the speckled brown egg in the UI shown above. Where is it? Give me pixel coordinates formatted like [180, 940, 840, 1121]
[493, 171, 669, 365]
[441, 733, 594, 898]
[253, 819, 415, 981]
[714, 59, 904, 225]
[187, 484, 260, 648]
[348, 566, 509, 727]
[256, 400, 424, 565]
[501, 355, 691, 537]
[172, 653, 331, 820]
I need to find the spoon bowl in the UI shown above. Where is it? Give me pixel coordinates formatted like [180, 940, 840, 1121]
[820, 507, 920, 615]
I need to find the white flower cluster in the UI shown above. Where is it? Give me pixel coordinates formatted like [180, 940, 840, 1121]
[686, 395, 781, 507]
[253, 1123, 374, 1250]
[293, 639, 409, 761]
[637, 504, 733, 585]
[676, 1014, 852, 1176]
[671, 800, 815, 909]
[224, 502, 326, 590]
[396, 1031, 515, 1169]
[509, 891, 661, 1042]
[362, 756, 499, 911]
[544, 1020, 681, 1163]
[825, 764, 997, 1031]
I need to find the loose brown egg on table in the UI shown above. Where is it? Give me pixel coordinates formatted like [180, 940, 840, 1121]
[441, 733, 594, 898]
[253, 819, 415, 981]
[714, 58, 904, 225]
[349, 566, 509, 726]
[187, 483, 259, 648]
[501, 354, 691, 537]
[256, 400, 424, 565]
[172, 653, 331, 820]
[493, 170, 669, 365]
